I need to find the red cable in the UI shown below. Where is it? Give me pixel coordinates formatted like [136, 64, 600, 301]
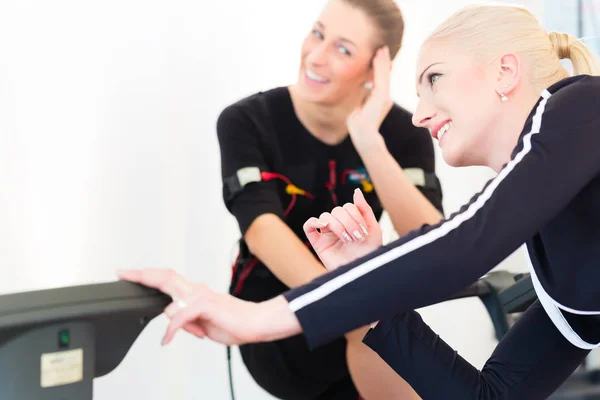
[233, 257, 259, 296]
[329, 160, 337, 187]
[326, 160, 338, 205]
[261, 171, 293, 186]
[261, 171, 314, 215]
[230, 252, 241, 282]
[285, 194, 297, 217]
[261, 171, 315, 198]
[233, 171, 312, 295]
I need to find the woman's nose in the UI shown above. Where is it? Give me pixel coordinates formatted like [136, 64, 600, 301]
[412, 99, 436, 129]
[305, 43, 328, 66]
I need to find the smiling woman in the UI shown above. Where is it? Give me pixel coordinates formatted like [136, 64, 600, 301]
[211, 0, 443, 398]
[293, 0, 404, 107]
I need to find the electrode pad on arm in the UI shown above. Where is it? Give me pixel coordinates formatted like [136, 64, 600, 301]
[223, 166, 263, 202]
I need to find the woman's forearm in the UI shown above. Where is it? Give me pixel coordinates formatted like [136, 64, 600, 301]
[245, 213, 328, 288]
[257, 295, 303, 342]
[356, 135, 442, 236]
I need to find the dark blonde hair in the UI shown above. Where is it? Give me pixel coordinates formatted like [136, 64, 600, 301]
[342, 0, 405, 59]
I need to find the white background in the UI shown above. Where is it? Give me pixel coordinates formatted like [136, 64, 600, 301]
[0, 0, 546, 399]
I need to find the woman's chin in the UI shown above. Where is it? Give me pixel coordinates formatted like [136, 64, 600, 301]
[441, 147, 468, 168]
[298, 90, 326, 104]
[295, 81, 340, 104]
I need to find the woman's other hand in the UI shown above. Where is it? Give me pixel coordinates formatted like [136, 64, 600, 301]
[346, 46, 393, 148]
[303, 189, 382, 271]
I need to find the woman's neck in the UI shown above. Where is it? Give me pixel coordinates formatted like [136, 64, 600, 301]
[488, 88, 543, 173]
[288, 85, 360, 146]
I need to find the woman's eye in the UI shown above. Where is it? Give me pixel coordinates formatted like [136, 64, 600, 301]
[429, 73, 441, 85]
[337, 45, 351, 56]
[312, 29, 323, 39]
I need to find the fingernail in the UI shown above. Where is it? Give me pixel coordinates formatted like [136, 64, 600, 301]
[360, 224, 368, 236]
[317, 220, 328, 227]
[161, 336, 167, 346]
[342, 232, 353, 243]
[353, 230, 364, 241]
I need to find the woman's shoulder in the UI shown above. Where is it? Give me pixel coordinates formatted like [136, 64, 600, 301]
[546, 75, 600, 109]
[217, 87, 290, 135]
[220, 87, 289, 116]
[543, 75, 600, 129]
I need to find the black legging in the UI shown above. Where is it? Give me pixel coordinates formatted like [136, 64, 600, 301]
[363, 300, 599, 400]
[235, 271, 360, 400]
[239, 335, 359, 400]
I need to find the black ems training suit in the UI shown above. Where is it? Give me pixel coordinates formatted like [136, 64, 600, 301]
[217, 86, 443, 399]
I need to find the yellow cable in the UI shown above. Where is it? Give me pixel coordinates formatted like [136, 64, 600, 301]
[286, 184, 306, 196]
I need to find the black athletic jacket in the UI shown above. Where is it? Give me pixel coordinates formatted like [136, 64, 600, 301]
[284, 75, 600, 351]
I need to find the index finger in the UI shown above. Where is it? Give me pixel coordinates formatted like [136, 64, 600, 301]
[303, 217, 329, 247]
[162, 299, 208, 345]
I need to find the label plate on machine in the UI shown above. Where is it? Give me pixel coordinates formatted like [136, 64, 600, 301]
[40, 348, 84, 388]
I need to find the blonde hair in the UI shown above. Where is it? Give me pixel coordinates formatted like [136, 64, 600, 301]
[426, 3, 600, 89]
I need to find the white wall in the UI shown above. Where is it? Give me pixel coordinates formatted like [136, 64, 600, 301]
[0, 0, 543, 399]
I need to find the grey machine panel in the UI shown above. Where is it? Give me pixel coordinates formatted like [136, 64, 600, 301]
[0, 281, 171, 400]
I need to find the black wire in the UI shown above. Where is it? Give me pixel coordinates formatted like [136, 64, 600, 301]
[227, 345, 236, 400]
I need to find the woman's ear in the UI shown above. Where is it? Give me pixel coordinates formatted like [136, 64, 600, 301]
[496, 52, 521, 95]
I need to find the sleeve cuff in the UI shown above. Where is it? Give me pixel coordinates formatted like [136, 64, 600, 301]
[282, 279, 361, 350]
[361, 315, 399, 357]
[283, 287, 329, 350]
